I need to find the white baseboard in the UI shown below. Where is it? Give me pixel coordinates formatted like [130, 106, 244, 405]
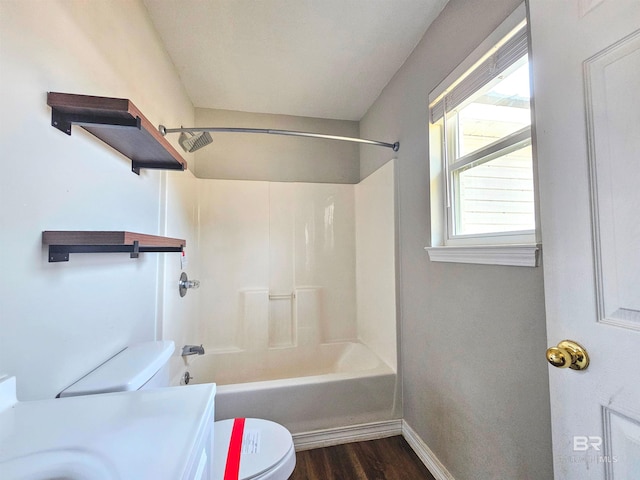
[402, 420, 456, 480]
[292, 419, 402, 451]
[291, 418, 455, 480]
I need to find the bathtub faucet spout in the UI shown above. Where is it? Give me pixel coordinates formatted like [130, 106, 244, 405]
[182, 344, 205, 356]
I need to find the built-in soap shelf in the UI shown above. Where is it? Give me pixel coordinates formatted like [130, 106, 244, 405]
[42, 231, 185, 262]
[268, 292, 295, 300]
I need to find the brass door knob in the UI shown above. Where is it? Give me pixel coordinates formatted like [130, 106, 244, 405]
[546, 340, 589, 370]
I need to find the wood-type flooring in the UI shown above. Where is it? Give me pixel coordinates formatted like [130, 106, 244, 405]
[290, 435, 437, 480]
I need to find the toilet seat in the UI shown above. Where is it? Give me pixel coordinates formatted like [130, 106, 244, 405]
[213, 418, 296, 480]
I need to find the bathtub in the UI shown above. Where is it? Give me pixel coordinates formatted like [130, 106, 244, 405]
[170, 342, 398, 434]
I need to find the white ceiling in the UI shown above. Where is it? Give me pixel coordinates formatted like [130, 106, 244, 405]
[143, 0, 448, 121]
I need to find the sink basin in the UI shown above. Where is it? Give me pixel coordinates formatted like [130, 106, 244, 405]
[0, 449, 119, 480]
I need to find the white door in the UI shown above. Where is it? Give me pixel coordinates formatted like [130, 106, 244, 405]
[529, 0, 640, 478]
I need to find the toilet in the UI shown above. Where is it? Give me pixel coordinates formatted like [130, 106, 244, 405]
[58, 340, 296, 480]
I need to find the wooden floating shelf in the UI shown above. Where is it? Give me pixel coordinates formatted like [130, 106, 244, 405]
[42, 231, 186, 262]
[47, 92, 187, 175]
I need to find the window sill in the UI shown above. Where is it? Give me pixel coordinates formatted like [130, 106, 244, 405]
[425, 244, 541, 267]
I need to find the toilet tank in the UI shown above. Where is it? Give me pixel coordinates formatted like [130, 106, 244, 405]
[59, 341, 175, 398]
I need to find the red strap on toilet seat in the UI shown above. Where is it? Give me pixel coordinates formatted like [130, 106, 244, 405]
[224, 417, 246, 480]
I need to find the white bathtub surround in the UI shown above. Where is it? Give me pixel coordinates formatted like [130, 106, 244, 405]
[197, 180, 271, 351]
[269, 181, 357, 344]
[355, 160, 398, 371]
[161, 169, 202, 350]
[193, 179, 355, 351]
[168, 162, 396, 362]
[240, 290, 270, 352]
[293, 288, 323, 347]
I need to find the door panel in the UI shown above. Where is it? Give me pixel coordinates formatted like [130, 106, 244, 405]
[604, 408, 640, 477]
[585, 31, 640, 330]
[529, 0, 640, 478]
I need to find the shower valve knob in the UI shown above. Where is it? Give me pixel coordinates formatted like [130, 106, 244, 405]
[179, 272, 200, 297]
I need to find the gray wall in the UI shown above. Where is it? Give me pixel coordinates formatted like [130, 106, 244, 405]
[193, 108, 360, 183]
[360, 1, 553, 479]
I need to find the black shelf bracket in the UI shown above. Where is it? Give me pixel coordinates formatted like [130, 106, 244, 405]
[51, 109, 141, 136]
[47, 243, 184, 262]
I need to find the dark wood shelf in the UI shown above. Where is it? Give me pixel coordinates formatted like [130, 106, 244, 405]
[47, 92, 187, 175]
[42, 231, 186, 262]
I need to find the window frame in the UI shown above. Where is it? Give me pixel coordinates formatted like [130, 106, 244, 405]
[447, 124, 534, 245]
[426, 4, 540, 267]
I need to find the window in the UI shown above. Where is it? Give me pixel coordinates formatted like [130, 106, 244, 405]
[427, 5, 539, 266]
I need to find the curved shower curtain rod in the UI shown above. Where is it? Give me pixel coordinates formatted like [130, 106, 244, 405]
[158, 125, 400, 152]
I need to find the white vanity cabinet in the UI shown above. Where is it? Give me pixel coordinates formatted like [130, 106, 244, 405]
[182, 401, 216, 480]
[0, 376, 216, 479]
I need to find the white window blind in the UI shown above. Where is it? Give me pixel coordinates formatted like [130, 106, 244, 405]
[430, 24, 528, 123]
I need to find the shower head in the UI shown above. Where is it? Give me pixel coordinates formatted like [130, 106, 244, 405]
[178, 131, 213, 153]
